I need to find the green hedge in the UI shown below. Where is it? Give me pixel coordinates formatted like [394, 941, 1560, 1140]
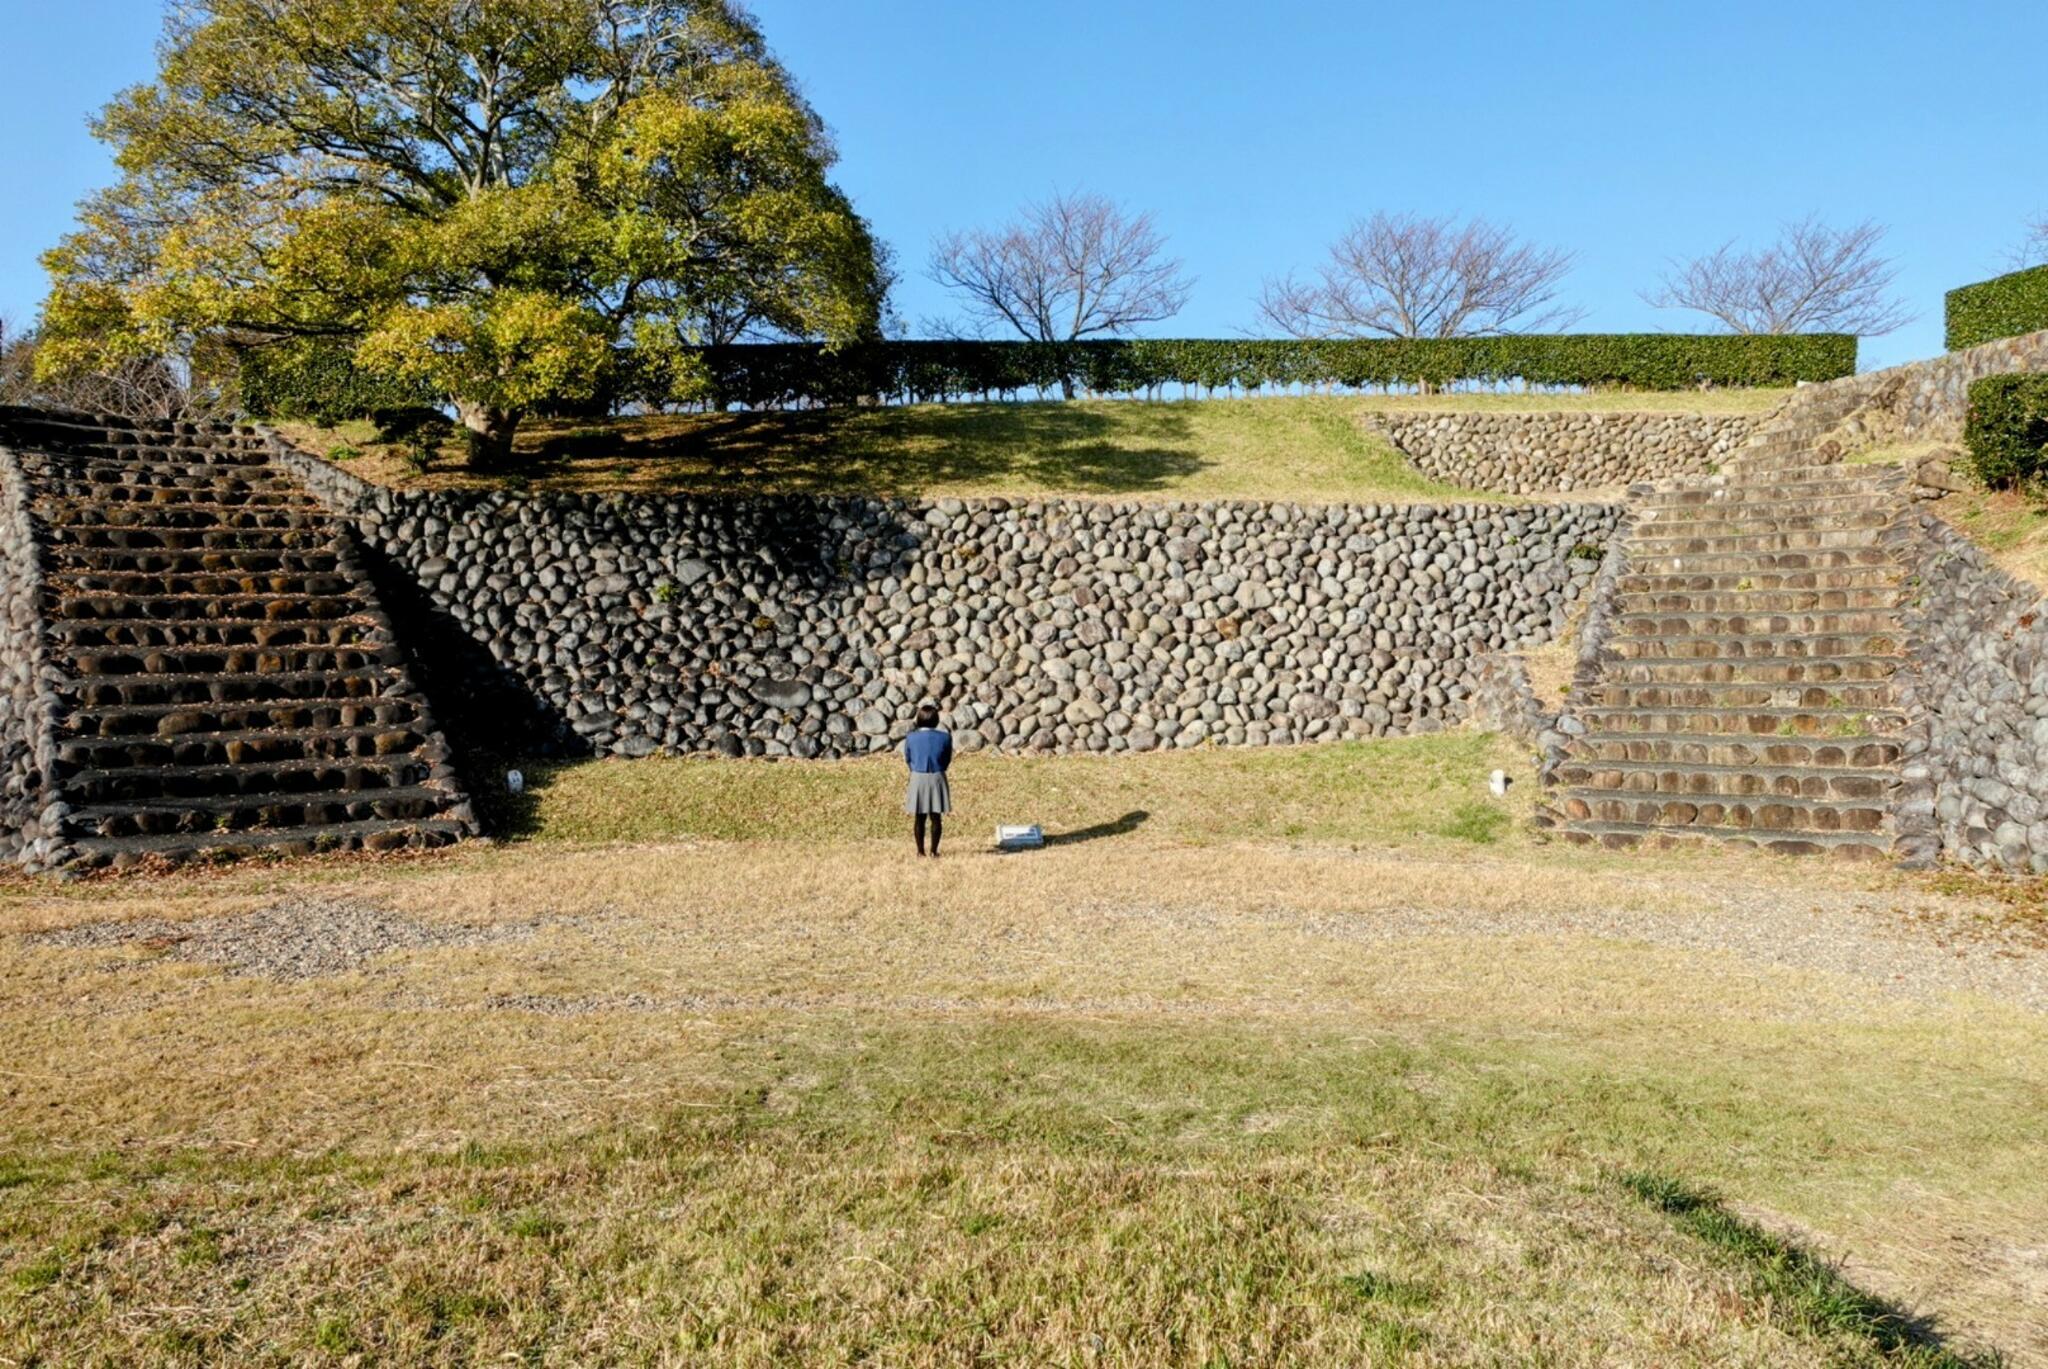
[238, 338, 436, 424]
[695, 335, 1855, 407]
[1963, 374, 2048, 487]
[1945, 266, 2048, 351]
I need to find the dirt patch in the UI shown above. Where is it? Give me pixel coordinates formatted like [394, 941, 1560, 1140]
[25, 896, 545, 981]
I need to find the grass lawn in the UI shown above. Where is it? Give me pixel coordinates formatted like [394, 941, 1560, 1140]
[2, 730, 2039, 1365]
[278, 389, 1787, 504]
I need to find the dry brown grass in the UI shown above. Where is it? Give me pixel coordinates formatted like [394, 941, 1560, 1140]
[1, 827, 2042, 1363]
[1928, 483, 2048, 590]
[0, 725, 2040, 1364]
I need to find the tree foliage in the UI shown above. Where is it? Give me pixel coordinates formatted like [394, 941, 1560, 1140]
[37, 0, 887, 465]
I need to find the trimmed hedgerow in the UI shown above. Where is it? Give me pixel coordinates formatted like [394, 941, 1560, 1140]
[238, 338, 436, 423]
[1944, 266, 2048, 351]
[696, 335, 1854, 408]
[1964, 373, 2048, 488]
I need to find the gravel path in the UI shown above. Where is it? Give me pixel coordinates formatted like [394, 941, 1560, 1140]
[28, 896, 543, 981]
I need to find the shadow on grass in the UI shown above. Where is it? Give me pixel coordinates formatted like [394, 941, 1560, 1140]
[469, 760, 558, 842]
[1042, 810, 1151, 848]
[1621, 1173, 2000, 1367]
[517, 403, 1209, 496]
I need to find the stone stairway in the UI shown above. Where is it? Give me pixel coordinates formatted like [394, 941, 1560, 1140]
[0, 408, 475, 871]
[1542, 454, 1913, 860]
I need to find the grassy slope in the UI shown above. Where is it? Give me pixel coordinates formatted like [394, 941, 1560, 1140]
[0, 732, 2039, 1362]
[279, 389, 1785, 504]
[1846, 444, 2048, 590]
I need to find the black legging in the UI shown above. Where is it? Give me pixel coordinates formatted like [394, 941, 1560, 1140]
[915, 812, 943, 856]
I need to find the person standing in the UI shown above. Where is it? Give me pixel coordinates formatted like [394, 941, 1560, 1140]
[902, 704, 953, 858]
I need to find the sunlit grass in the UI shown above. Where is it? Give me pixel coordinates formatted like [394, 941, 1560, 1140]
[279, 389, 1786, 503]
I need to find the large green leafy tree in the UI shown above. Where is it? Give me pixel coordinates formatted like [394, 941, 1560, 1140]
[38, 0, 887, 467]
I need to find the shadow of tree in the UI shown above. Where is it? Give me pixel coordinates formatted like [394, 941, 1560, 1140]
[517, 403, 1209, 496]
[1042, 810, 1150, 847]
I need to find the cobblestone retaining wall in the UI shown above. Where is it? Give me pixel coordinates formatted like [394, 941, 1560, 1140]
[277, 442, 1623, 759]
[1897, 510, 2048, 872]
[1366, 411, 1755, 494]
[0, 447, 60, 866]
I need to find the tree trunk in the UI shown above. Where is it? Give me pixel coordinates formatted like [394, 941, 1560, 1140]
[457, 401, 521, 472]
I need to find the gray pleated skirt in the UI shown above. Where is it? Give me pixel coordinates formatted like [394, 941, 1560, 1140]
[905, 771, 952, 816]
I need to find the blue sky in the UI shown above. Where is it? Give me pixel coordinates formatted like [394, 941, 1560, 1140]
[3, 0, 2044, 370]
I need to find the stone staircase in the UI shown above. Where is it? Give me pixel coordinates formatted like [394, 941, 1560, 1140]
[1542, 448, 1913, 860]
[0, 407, 475, 871]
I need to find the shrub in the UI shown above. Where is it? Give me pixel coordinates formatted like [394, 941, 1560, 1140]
[1944, 266, 2048, 350]
[692, 335, 1854, 408]
[238, 338, 436, 423]
[1963, 373, 2048, 487]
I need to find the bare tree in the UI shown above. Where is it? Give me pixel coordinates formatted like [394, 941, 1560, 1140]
[1646, 217, 1910, 336]
[929, 190, 1193, 397]
[2008, 214, 2048, 270]
[1256, 212, 1582, 342]
[0, 316, 226, 419]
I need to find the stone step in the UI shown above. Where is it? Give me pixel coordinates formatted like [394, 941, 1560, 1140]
[23, 452, 282, 484]
[1611, 610, 1901, 637]
[1564, 733, 1906, 769]
[24, 479, 311, 506]
[39, 503, 323, 532]
[59, 665, 404, 711]
[1603, 631, 1901, 662]
[1612, 587, 1905, 614]
[1643, 486, 1902, 513]
[63, 697, 419, 741]
[57, 721, 432, 768]
[60, 754, 431, 805]
[1629, 528, 1898, 555]
[68, 784, 454, 842]
[1550, 820, 1894, 861]
[1615, 567, 1901, 595]
[66, 815, 472, 872]
[49, 569, 358, 598]
[1567, 705, 1907, 737]
[48, 523, 330, 552]
[1551, 760, 1895, 801]
[1630, 512, 1897, 542]
[1623, 548, 1895, 574]
[64, 642, 403, 680]
[55, 591, 371, 623]
[49, 616, 386, 651]
[1596, 657, 1895, 685]
[45, 547, 344, 576]
[1552, 790, 1890, 835]
[1585, 681, 1895, 711]
[14, 428, 274, 467]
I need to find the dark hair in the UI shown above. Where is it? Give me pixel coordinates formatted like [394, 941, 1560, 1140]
[915, 704, 941, 730]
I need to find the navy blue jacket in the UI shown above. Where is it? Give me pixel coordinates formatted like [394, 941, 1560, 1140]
[903, 728, 953, 774]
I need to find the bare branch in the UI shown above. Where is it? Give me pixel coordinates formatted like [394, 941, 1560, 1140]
[1256, 212, 1582, 339]
[927, 190, 1194, 345]
[2007, 214, 2048, 271]
[1646, 216, 1910, 336]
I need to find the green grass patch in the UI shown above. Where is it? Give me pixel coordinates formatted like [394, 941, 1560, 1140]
[281, 390, 1783, 503]
[482, 730, 1537, 850]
